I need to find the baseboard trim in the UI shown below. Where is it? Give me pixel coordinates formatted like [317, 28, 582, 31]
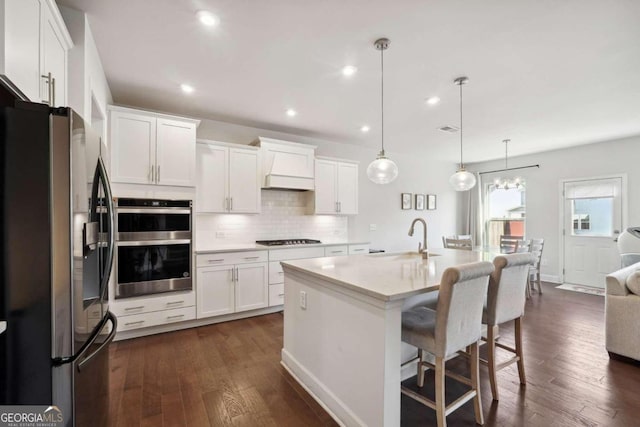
[541, 274, 561, 284]
[114, 306, 283, 341]
[281, 349, 365, 427]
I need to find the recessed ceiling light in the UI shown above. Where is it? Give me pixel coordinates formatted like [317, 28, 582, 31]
[286, 109, 297, 117]
[180, 84, 194, 94]
[360, 125, 370, 133]
[197, 10, 219, 27]
[342, 65, 358, 77]
[425, 96, 440, 105]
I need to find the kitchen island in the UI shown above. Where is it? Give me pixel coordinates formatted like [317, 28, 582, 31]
[280, 249, 494, 427]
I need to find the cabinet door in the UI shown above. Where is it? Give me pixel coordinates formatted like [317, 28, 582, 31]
[314, 159, 338, 214]
[235, 263, 268, 312]
[196, 266, 235, 318]
[40, 2, 67, 107]
[109, 111, 155, 184]
[3, 0, 41, 102]
[228, 148, 260, 213]
[337, 162, 358, 215]
[196, 143, 228, 213]
[156, 118, 196, 187]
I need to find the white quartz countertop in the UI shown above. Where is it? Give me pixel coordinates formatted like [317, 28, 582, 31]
[0, 321, 6, 335]
[195, 241, 370, 254]
[281, 248, 497, 301]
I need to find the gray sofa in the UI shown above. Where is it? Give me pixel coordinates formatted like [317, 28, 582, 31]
[605, 262, 640, 361]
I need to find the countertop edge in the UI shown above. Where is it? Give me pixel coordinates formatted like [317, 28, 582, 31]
[196, 241, 371, 254]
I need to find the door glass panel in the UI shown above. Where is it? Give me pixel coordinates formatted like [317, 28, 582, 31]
[571, 198, 613, 236]
[117, 244, 191, 284]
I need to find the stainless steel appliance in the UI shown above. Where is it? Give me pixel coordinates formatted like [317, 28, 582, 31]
[256, 239, 321, 246]
[0, 83, 116, 426]
[115, 198, 192, 298]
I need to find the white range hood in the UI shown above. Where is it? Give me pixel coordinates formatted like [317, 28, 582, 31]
[252, 137, 317, 190]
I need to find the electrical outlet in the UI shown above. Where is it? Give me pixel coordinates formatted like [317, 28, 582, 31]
[300, 291, 307, 310]
[369, 224, 377, 231]
[215, 232, 225, 238]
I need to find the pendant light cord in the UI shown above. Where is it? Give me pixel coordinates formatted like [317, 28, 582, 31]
[459, 82, 463, 167]
[380, 47, 385, 155]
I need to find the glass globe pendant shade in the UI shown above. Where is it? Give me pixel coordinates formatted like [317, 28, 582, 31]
[449, 167, 476, 191]
[367, 152, 398, 184]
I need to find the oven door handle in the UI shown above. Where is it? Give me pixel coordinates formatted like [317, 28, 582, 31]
[116, 208, 191, 214]
[116, 239, 191, 246]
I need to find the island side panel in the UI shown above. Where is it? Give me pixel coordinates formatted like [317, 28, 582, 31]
[281, 268, 403, 427]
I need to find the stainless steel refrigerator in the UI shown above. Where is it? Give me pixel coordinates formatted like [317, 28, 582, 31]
[0, 82, 117, 426]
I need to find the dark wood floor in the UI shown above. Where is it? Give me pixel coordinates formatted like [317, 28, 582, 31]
[108, 284, 640, 426]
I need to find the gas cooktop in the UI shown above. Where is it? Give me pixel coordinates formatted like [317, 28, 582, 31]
[256, 239, 322, 246]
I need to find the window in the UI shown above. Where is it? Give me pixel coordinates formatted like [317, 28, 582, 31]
[571, 198, 612, 236]
[485, 184, 526, 248]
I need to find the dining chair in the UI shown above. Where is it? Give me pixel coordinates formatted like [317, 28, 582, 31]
[499, 235, 522, 254]
[528, 239, 544, 294]
[443, 237, 473, 251]
[515, 238, 532, 253]
[401, 261, 494, 427]
[482, 253, 533, 401]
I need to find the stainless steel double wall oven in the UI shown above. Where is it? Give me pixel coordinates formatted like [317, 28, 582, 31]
[115, 198, 192, 298]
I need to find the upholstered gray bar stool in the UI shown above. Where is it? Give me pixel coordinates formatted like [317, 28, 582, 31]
[401, 261, 494, 427]
[483, 253, 533, 401]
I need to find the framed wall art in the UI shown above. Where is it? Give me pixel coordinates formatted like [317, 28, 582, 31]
[401, 193, 412, 210]
[426, 194, 437, 210]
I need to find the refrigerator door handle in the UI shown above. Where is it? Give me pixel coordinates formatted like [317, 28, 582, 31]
[52, 310, 113, 366]
[90, 156, 115, 300]
[77, 311, 117, 372]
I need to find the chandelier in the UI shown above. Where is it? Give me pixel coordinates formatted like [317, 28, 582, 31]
[493, 139, 525, 190]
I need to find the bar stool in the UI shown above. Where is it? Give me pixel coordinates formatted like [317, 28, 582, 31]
[483, 253, 533, 401]
[401, 261, 494, 427]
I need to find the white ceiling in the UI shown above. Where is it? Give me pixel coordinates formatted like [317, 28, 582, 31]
[59, 0, 640, 163]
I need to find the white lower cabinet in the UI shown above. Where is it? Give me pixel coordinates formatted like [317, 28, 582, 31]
[111, 291, 196, 332]
[196, 251, 268, 319]
[268, 247, 325, 307]
[348, 244, 369, 255]
[324, 245, 348, 256]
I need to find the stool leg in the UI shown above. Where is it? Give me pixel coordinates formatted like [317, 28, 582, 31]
[417, 348, 425, 388]
[487, 324, 499, 401]
[435, 356, 446, 427]
[470, 341, 484, 425]
[536, 273, 543, 294]
[515, 317, 526, 385]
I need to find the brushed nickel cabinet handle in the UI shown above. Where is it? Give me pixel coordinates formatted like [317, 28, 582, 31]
[278, 293, 285, 297]
[166, 300, 184, 306]
[157, 165, 160, 182]
[51, 76, 56, 106]
[41, 72, 52, 105]
[207, 259, 224, 263]
[124, 306, 145, 311]
[125, 320, 145, 326]
[243, 256, 259, 260]
[166, 315, 185, 320]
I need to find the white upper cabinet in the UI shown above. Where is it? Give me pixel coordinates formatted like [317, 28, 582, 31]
[156, 118, 196, 187]
[0, 0, 71, 105]
[314, 157, 359, 215]
[196, 141, 261, 214]
[108, 106, 199, 187]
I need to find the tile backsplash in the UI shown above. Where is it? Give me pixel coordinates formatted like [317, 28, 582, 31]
[195, 190, 348, 248]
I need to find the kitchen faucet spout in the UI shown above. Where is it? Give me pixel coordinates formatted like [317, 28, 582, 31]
[408, 218, 428, 259]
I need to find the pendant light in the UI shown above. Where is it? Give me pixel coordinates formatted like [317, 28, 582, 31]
[366, 38, 398, 184]
[493, 139, 525, 190]
[449, 76, 477, 191]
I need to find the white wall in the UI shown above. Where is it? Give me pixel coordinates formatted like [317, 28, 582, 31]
[463, 135, 640, 281]
[196, 119, 458, 253]
[60, 6, 112, 137]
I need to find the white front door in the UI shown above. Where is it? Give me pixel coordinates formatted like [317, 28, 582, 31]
[563, 177, 623, 288]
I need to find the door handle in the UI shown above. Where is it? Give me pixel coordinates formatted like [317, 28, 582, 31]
[77, 312, 117, 371]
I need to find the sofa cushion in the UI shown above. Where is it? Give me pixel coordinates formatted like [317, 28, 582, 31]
[626, 271, 640, 296]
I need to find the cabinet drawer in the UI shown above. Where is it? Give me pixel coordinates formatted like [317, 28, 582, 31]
[269, 261, 285, 284]
[348, 244, 370, 255]
[111, 291, 195, 317]
[269, 247, 325, 261]
[269, 283, 285, 307]
[117, 306, 196, 332]
[196, 250, 267, 267]
[325, 245, 348, 256]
